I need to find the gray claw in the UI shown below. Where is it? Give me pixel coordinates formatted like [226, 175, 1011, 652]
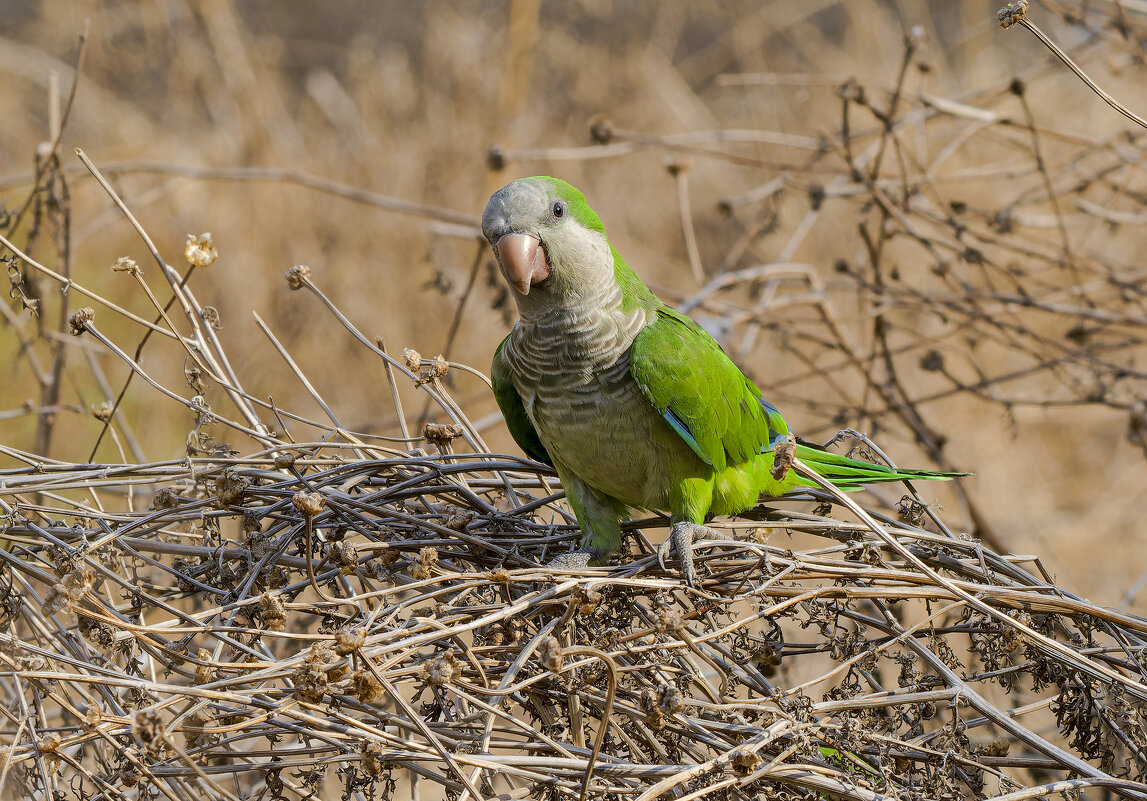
[660, 522, 733, 588]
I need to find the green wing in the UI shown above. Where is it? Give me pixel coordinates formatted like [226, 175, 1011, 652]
[492, 336, 553, 465]
[629, 307, 788, 471]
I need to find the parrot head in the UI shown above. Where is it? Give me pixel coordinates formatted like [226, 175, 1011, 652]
[482, 177, 613, 310]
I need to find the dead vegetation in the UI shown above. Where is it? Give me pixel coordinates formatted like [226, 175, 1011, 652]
[4, 1, 1147, 799]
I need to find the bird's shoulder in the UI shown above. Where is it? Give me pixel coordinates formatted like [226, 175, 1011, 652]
[629, 305, 787, 469]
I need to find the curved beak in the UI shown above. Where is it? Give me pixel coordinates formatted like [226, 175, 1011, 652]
[495, 233, 550, 295]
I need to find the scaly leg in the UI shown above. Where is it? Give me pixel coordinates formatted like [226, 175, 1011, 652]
[545, 548, 599, 571]
[657, 522, 733, 588]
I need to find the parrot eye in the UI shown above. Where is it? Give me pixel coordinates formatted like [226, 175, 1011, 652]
[551, 200, 566, 220]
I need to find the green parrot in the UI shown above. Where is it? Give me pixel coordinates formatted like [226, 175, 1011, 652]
[483, 176, 965, 586]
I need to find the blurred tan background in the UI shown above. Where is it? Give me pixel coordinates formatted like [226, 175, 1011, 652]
[2, 1, 1146, 609]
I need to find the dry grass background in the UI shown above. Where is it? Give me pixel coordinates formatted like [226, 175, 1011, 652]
[4, 1, 1147, 799]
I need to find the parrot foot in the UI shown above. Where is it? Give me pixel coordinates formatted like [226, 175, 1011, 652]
[658, 522, 733, 588]
[545, 548, 598, 572]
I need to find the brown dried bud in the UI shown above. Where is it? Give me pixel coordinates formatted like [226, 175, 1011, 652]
[639, 689, 665, 730]
[133, 709, 166, 751]
[588, 114, 613, 144]
[422, 652, 461, 686]
[292, 643, 339, 703]
[486, 567, 511, 583]
[185, 232, 218, 267]
[193, 648, 217, 685]
[571, 585, 602, 616]
[361, 740, 385, 776]
[112, 256, 140, 274]
[215, 472, 249, 506]
[330, 540, 359, 575]
[486, 143, 506, 171]
[769, 434, 796, 481]
[201, 305, 221, 330]
[285, 264, 312, 289]
[402, 348, 422, 371]
[152, 486, 178, 509]
[259, 592, 287, 631]
[537, 635, 563, 673]
[978, 737, 1011, 757]
[658, 608, 685, 634]
[91, 401, 114, 422]
[410, 354, 449, 385]
[68, 307, 94, 335]
[731, 749, 762, 776]
[658, 684, 685, 716]
[410, 546, 438, 580]
[352, 669, 382, 703]
[334, 626, 367, 655]
[292, 490, 325, 517]
[424, 422, 465, 449]
[997, 0, 1028, 29]
[273, 451, 296, 470]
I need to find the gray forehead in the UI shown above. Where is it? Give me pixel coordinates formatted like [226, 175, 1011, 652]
[482, 179, 551, 240]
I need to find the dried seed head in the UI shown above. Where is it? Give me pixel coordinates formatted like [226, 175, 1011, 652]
[292, 490, 325, 517]
[571, 585, 602, 616]
[193, 648, 217, 685]
[201, 305, 221, 330]
[410, 547, 438, 580]
[216, 472, 250, 507]
[361, 740, 385, 776]
[588, 114, 613, 144]
[292, 643, 339, 703]
[997, 0, 1028, 28]
[402, 348, 422, 371]
[658, 684, 685, 716]
[329, 541, 359, 575]
[423, 652, 461, 686]
[112, 256, 140, 275]
[185, 232, 218, 267]
[334, 626, 367, 655]
[639, 689, 665, 730]
[273, 451, 296, 470]
[731, 749, 761, 776]
[486, 143, 506, 171]
[259, 592, 287, 631]
[133, 709, 166, 751]
[285, 264, 311, 289]
[91, 401, 114, 422]
[769, 434, 797, 481]
[658, 608, 685, 634]
[68, 307, 94, 336]
[424, 423, 465, 449]
[352, 669, 382, 703]
[537, 636, 563, 673]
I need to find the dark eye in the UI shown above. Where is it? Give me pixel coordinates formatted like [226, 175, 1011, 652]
[551, 200, 566, 219]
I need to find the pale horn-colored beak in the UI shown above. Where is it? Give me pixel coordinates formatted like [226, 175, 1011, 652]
[495, 233, 551, 295]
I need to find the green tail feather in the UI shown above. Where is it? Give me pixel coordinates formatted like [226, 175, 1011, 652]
[794, 443, 970, 491]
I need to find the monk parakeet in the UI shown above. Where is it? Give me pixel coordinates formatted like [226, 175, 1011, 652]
[483, 176, 964, 586]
